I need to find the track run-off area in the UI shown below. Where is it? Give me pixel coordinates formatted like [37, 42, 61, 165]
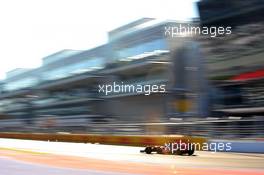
[0, 138, 263, 175]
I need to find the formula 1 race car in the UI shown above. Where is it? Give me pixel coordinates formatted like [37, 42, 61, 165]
[140, 144, 195, 156]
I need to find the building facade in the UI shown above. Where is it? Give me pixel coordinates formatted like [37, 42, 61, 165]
[2, 15, 237, 135]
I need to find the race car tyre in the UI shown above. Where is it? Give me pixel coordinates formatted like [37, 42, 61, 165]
[145, 146, 152, 154]
[188, 148, 195, 156]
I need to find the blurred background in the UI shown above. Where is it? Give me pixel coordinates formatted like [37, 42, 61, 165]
[0, 0, 263, 139]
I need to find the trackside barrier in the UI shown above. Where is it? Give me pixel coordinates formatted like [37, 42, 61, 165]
[0, 132, 207, 150]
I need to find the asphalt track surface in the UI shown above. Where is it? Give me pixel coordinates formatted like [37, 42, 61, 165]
[0, 138, 263, 175]
[0, 157, 131, 175]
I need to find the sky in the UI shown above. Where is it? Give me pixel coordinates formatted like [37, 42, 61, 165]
[0, 0, 199, 80]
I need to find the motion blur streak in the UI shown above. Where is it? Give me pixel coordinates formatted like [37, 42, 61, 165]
[0, 0, 264, 175]
[0, 157, 130, 175]
[0, 139, 264, 175]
